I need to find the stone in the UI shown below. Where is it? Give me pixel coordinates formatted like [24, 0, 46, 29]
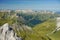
[0, 23, 22, 40]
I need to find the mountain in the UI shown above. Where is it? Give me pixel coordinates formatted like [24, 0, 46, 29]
[0, 9, 11, 12]
[33, 18, 60, 40]
[55, 11, 60, 14]
[15, 9, 33, 13]
[0, 10, 60, 40]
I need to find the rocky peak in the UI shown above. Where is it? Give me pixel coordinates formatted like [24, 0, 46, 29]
[0, 23, 22, 40]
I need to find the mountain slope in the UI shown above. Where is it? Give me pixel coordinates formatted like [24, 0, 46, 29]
[33, 19, 56, 40]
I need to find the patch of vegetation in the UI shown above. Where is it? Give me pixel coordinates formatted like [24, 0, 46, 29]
[49, 30, 60, 40]
[0, 12, 16, 26]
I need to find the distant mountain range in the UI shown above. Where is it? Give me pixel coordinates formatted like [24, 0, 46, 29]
[0, 9, 55, 14]
[55, 11, 60, 14]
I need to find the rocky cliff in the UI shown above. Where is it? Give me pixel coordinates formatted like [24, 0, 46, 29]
[0, 23, 22, 40]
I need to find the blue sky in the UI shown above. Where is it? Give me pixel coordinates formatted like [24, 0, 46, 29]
[0, 0, 60, 11]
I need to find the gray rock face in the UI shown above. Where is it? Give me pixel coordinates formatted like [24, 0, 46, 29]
[0, 23, 22, 40]
[56, 17, 60, 31]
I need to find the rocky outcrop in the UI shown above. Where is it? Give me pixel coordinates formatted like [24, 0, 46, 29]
[49, 17, 60, 34]
[0, 23, 22, 40]
[56, 17, 60, 31]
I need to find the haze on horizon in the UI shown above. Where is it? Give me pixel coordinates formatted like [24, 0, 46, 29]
[0, 0, 60, 11]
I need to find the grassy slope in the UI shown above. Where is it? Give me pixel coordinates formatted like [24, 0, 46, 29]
[49, 30, 60, 40]
[15, 25, 49, 40]
[15, 18, 59, 40]
[33, 19, 57, 40]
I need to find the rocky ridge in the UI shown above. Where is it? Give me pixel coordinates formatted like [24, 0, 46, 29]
[0, 23, 22, 40]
